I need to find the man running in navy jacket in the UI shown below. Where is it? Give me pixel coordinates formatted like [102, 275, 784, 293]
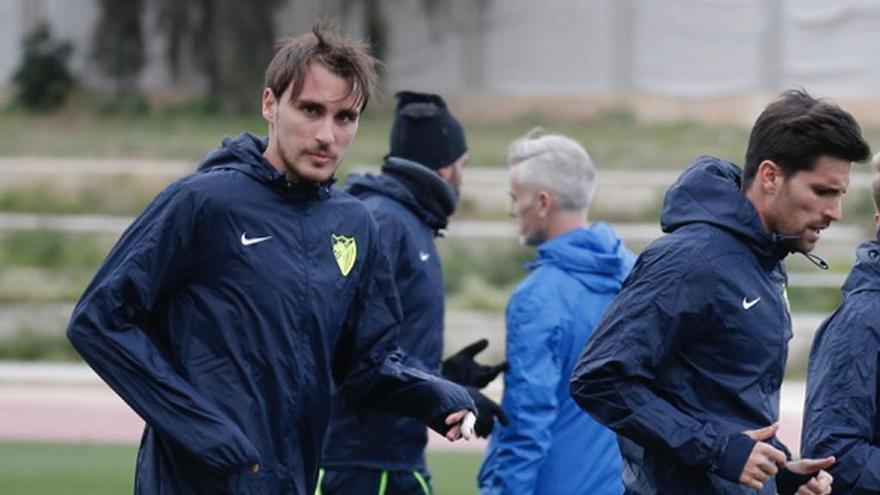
[571, 90, 871, 495]
[801, 152, 880, 494]
[67, 23, 474, 495]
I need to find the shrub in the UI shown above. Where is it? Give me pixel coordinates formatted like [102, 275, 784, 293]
[12, 23, 75, 111]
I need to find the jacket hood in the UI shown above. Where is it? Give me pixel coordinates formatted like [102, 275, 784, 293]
[345, 157, 453, 231]
[198, 132, 333, 200]
[529, 222, 635, 293]
[841, 232, 880, 297]
[661, 155, 783, 260]
[346, 171, 421, 212]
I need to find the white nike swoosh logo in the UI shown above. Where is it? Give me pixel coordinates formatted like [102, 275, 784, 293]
[742, 297, 761, 310]
[419, 251, 430, 262]
[241, 232, 272, 246]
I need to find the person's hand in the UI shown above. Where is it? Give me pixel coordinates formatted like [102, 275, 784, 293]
[466, 387, 508, 438]
[443, 410, 475, 441]
[442, 339, 507, 388]
[786, 457, 834, 495]
[739, 423, 787, 490]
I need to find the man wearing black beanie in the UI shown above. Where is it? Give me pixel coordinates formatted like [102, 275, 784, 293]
[319, 91, 508, 494]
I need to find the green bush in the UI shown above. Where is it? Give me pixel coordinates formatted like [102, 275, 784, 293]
[0, 230, 106, 270]
[0, 231, 109, 303]
[787, 287, 842, 314]
[439, 240, 534, 311]
[12, 23, 75, 111]
[0, 329, 79, 361]
[441, 240, 533, 294]
[0, 178, 159, 215]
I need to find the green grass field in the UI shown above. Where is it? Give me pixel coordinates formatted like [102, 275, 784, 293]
[0, 442, 483, 494]
[0, 105, 762, 170]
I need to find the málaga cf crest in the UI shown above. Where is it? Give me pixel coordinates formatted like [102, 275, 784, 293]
[331, 234, 357, 277]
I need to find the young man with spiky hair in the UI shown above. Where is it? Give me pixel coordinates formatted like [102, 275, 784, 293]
[571, 90, 871, 495]
[67, 23, 474, 495]
[801, 152, 880, 493]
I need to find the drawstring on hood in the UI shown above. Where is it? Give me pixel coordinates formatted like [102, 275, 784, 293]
[770, 232, 830, 270]
[198, 132, 335, 201]
[802, 252, 830, 270]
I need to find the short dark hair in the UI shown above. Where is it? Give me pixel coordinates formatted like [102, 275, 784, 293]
[265, 21, 379, 111]
[742, 89, 871, 189]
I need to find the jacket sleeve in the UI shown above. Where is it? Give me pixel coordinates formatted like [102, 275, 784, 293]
[331, 216, 474, 431]
[66, 181, 259, 473]
[569, 254, 755, 483]
[482, 292, 562, 494]
[802, 299, 880, 493]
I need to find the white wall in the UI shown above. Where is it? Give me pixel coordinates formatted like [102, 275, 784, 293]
[3, 0, 880, 103]
[783, 0, 880, 96]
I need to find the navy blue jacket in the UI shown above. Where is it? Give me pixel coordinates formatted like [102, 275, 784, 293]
[66, 134, 473, 495]
[479, 224, 633, 495]
[802, 232, 880, 494]
[571, 156, 795, 495]
[322, 157, 451, 471]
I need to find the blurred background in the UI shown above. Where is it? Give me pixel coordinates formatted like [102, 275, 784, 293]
[2, 0, 880, 493]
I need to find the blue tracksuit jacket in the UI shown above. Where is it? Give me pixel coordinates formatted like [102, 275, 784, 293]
[802, 232, 880, 494]
[478, 223, 634, 495]
[571, 156, 796, 495]
[322, 159, 447, 471]
[66, 133, 473, 495]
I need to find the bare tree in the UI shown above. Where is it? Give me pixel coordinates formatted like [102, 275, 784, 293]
[90, 0, 145, 100]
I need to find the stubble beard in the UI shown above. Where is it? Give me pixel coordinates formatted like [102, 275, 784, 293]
[277, 143, 305, 183]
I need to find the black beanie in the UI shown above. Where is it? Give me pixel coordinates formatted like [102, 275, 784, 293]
[388, 91, 467, 170]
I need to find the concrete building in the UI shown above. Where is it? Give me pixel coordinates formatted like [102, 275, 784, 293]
[3, 0, 880, 122]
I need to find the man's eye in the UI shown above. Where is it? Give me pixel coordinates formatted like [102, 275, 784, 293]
[300, 105, 321, 116]
[337, 113, 357, 123]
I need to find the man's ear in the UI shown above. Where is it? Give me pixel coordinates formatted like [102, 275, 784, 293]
[536, 190, 554, 218]
[756, 160, 783, 194]
[436, 163, 453, 183]
[261, 88, 276, 125]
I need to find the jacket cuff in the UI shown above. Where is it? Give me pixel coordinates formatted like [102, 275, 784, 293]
[775, 468, 815, 495]
[715, 433, 756, 482]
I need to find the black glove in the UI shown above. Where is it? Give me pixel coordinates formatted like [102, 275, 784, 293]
[775, 468, 817, 495]
[442, 339, 508, 389]
[467, 387, 508, 438]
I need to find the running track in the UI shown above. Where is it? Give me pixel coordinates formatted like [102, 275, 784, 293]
[0, 362, 804, 454]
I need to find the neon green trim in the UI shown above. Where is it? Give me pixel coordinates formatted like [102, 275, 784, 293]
[315, 468, 325, 495]
[412, 471, 431, 495]
[378, 470, 389, 495]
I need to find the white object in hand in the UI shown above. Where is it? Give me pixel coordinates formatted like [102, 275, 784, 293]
[461, 412, 477, 440]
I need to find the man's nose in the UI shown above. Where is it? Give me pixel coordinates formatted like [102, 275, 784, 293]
[825, 198, 842, 222]
[315, 117, 335, 145]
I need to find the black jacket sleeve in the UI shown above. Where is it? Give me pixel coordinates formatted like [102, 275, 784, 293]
[331, 217, 474, 432]
[802, 297, 880, 493]
[67, 182, 259, 473]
